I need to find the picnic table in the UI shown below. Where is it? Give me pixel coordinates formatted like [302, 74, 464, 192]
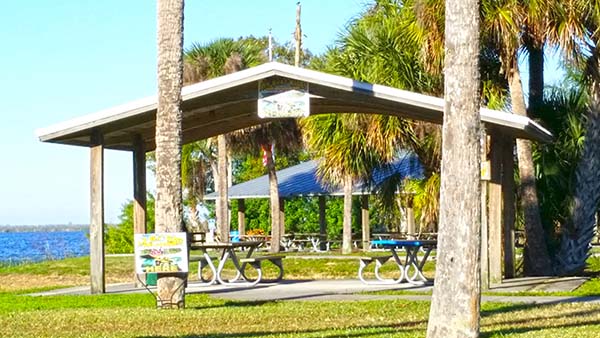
[190, 240, 284, 286]
[358, 239, 437, 285]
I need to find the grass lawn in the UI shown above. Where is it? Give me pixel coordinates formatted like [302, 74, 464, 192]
[2, 252, 600, 337]
[1, 292, 600, 337]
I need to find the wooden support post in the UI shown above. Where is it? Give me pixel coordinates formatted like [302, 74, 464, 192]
[489, 132, 504, 284]
[406, 195, 416, 238]
[480, 133, 490, 290]
[279, 198, 286, 238]
[319, 196, 327, 251]
[90, 130, 105, 294]
[133, 135, 146, 288]
[502, 138, 516, 278]
[238, 199, 246, 236]
[361, 195, 370, 251]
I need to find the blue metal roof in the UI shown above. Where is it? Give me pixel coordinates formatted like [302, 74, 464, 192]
[205, 152, 423, 200]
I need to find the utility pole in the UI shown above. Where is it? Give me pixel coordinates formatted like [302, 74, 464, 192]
[268, 28, 273, 62]
[294, 2, 302, 67]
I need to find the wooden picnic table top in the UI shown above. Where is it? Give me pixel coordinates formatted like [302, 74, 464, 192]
[190, 240, 264, 250]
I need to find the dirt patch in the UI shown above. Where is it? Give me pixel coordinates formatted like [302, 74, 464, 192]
[0, 274, 133, 292]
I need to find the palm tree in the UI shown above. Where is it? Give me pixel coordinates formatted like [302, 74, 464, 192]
[480, 0, 554, 275]
[155, 0, 185, 309]
[426, 0, 482, 335]
[325, 1, 443, 234]
[181, 139, 214, 231]
[228, 120, 303, 252]
[183, 38, 265, 242]
[547, 0, 600, 274]
[301, 114, 412, 254]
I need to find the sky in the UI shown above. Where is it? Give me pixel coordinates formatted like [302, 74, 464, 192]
[0, 1, 566, 226]
[0, 0, 370, 226]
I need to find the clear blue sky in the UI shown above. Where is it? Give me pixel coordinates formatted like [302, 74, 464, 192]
[0, 0, 369, 225]
[0, 1, 565, 226]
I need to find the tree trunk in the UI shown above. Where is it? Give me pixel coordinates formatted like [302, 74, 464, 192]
[266, 146, 281, 252]
[155, 0, 185, 309]
[508, 64, 554, 276]
[217, 134, 229, 242]
[527, 41, 544, 114]
[342, 174, 353, 254]
[559, 51, 600, 274]
[426, 0, 481, 336]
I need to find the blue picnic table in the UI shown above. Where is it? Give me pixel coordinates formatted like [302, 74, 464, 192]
[358, 239, 437, 285]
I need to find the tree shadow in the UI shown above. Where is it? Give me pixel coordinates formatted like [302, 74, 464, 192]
[481, 302, 600, 337]
[136, 320, 427, 338]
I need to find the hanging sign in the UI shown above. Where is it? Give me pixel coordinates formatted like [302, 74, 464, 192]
[134, 232, 188, 274]
[258, 77, 310, 118]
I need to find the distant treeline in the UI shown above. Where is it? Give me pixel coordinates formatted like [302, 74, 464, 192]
[0, 224, 88, 233]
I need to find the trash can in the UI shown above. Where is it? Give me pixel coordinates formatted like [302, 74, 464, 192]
[230, 230, 240, 242]
[146, 273, 157, 286]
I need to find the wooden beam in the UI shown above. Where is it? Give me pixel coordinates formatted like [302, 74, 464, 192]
[489, 132, 503, 284]
[406, 194, 416, 238]
[237, 199, 246, 236]
[502, 138, 516, 278]
[90, 130, 105, 294]
[361, 195, 370, 251]
[319, 196, 327, 251]
[279, 198, 286, 238]
[132, 135, 146, 288]
[133, 135, 147, 235]
[480, 133, 490, 290]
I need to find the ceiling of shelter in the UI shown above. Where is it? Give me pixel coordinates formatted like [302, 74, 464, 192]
[36, 62, 553, 152]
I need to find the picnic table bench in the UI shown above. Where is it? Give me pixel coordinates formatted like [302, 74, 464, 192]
[187, 232, 284, 286]
[358, 239, 437, 285]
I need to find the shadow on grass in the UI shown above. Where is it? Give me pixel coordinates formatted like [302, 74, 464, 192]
[137, 320, 427, 338]
[481, 302, 600, 337]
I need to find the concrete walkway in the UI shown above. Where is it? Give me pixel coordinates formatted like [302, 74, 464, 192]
[30, 277, 600, 305]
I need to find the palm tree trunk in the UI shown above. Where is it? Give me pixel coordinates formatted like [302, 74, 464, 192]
[155, 0, 185, 309]
[266, 146, 281, 252]
[217, 134, 229, 242]
[342, 174, 353, 254]
[559, 51, 600, 274]
[508, 65, 554, 276]
[526, 41, 544, 113]
[426, 0, 481, 336]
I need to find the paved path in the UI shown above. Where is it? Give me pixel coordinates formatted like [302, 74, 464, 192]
[31, 279, 600, 305]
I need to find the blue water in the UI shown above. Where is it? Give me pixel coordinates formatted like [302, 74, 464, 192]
[0, 231, 90, 264]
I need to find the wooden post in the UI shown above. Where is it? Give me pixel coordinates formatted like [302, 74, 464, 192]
[489, 132, 503, 284]
[361, 195, 370, 251]
[238, 199, 246, 236]
[133, 135, 146, 288]
[406, 195, 416, 238]
[502, 138, 516, 278]
[480, 133, 489, 290]
[279, 198, 286, 238]
[319, 196, 327, 250]
[90, 130, 105, 294]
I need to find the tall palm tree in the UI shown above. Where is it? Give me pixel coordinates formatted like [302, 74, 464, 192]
[480, 0, 554, 275]
[155, 0, 185, 308]
[301, 114, 412, 254]
[325, 0, 443, 234]
[548, 0, 600, 274]
[183, 38, 265, 242]
[228, 120, 303, 252]
[427, 0, 482, 335]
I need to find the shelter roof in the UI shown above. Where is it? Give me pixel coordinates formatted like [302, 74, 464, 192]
[204, 153, 423, 200]
[36, 62, 553, 151]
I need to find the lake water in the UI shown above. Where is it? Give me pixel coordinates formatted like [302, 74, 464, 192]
[0, 231, 90, 264]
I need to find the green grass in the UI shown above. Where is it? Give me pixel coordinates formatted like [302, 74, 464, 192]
[2, 253, 600, 336]
[1, 293, 600, 337]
